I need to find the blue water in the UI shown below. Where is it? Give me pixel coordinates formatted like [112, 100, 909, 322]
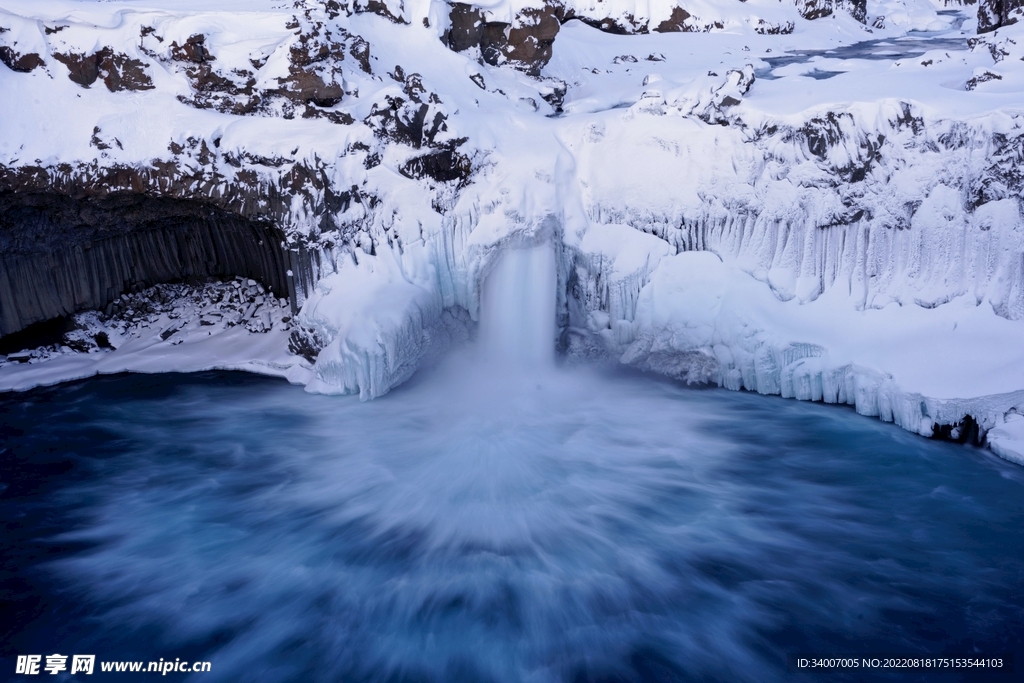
[1, 363, 1023, 682]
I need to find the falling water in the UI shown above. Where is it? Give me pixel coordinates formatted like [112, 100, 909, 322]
[479, 243, 557, 365]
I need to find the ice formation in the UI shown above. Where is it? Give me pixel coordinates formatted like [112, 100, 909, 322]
[1, 0, 1024, 462]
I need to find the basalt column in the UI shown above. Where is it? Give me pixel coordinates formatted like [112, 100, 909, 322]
[0, 191, 290, 337]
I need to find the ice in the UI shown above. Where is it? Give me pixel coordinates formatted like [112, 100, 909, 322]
[300, 245, 446, 399]
[2, 0, 1024, 462]
[989, 414, 1024, 465]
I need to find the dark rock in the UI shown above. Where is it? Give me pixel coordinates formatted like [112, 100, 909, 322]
[444, 3, 560, 76]
[754, 20, 795, 35]
[347, 35, 372, 73]
[399, 145, 472, 184]
[277, 68, 344, 107]
[354, 0, 408, 24]
[0, 46, 44, 73]
[580, 15, 642, 34]
[288, 326, 325, 363]
[0, 191, 290, 337]
[840, 0, 867, 23]
[797, 0, 834, 21]
[505, 7, 561, 73]
[966, 70, 1003, 89]
[170, 34, 213, 63]
[364, 95, 448, 148]
[53, 51, 100, 86]
[445, 3, 485, 53]
[932, 414, 986, 446]
[172, 19, 369, 115]
[0, 315, 69, 355]
[52, 48, 155, 91]
[978, 0, 1023, 32]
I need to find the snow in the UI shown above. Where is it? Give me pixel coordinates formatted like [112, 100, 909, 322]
[2, 0, 1024, 463]
[623, 251, 1024, 430]
[988, 414, 1024, 465]
[0, 313, 310, 392]
[301, 245, 445, 399]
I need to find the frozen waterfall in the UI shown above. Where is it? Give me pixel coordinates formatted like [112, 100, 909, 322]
[479, 244, 557, 365]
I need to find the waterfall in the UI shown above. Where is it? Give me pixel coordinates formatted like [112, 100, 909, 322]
[479, 243, 557, 365]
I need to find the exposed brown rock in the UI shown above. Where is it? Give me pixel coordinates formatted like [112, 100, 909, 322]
[276, 68, 345, 107]
[654, 7, 693, 33]
[172, 20, 370, 116]
[444, 3, 561, 76]
[170, 33, 213, 63]
[0, 46, 44, 72]
[354, 0, 409, 24]
[52, 48, 155, 91]
[505, 7, 561, 71]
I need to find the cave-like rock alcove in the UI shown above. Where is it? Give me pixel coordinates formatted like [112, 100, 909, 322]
[0, 191, 290, 346]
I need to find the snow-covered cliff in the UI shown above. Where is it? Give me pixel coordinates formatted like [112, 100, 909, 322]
[2, 0, 1024, 462]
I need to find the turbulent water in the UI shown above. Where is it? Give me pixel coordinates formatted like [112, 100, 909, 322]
[2, 362, 1023, 683]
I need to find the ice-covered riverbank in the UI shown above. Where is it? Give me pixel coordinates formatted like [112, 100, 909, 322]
[2, 0, 1024, 461]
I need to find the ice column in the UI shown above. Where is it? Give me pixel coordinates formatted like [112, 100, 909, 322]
[479, 244, 557, 365]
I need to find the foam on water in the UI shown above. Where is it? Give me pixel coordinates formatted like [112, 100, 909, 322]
[2, 367, 1024, 683]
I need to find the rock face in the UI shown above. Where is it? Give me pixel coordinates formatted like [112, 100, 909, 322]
[147, 14, 369, 119]
[0, 192, 289, 336]
[52, 48, 155, 91]
[978, 0, 1024, 32]
[444, 3, 560, 76]
[0, 46, 43, 72]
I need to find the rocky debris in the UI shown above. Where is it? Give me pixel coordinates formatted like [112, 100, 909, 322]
[0, 46, 44, 72]
[978, 0, 1023, 33]
[0, 278, 294, 370]
[52, 48, 155, 92]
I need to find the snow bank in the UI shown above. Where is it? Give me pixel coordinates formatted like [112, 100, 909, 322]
[2, 0, 1024, 463]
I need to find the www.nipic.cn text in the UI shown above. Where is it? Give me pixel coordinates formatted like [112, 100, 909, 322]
[15, 655, 211, 676]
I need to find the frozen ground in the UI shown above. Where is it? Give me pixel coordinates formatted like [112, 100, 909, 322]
[1, 0, 1024, 461]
